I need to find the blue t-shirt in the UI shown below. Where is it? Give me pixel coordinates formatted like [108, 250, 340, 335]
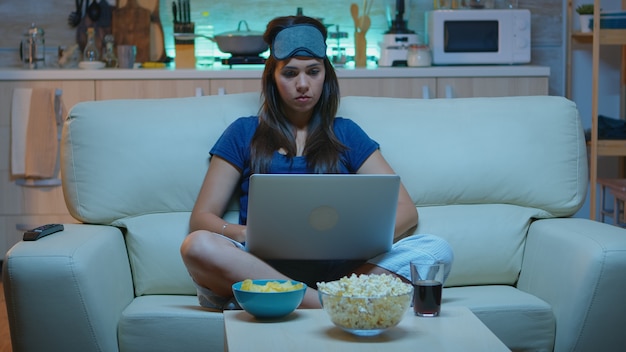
[210, 116, 379, 224]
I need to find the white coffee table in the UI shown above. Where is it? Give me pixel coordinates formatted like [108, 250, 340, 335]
[224, 306, 509, 351]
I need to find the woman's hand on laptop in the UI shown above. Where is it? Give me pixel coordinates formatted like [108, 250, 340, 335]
[239, 227, 247, 244]
[221, 222, 247, 243]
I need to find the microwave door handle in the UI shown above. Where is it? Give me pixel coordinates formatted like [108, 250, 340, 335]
[422, 85, 430, 99]
[445, 85, 454, 99]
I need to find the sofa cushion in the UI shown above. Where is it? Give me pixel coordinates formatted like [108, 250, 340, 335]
[114, 212, 196, 296]
[415, 204, 544, 287]
[116, 203, 539, 295]
[118, 295, 224, 352]
[113, 211, 241, 296]
[445, 285, 555, 352]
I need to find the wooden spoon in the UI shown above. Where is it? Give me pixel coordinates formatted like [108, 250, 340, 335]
[350, 3, 360, 31]
[361, 14, 371, 34]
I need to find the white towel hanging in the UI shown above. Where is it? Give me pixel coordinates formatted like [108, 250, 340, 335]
[11, 87, 63, 187]
[11, 88, 32, 176]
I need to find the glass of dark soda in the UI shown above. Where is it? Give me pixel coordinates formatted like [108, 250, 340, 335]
[410, 262, 444, 317]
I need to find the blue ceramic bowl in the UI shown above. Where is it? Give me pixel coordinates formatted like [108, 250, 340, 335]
[232, 279, 306, 319]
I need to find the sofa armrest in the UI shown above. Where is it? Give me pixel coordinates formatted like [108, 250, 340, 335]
[3, 224, 134, 352]
[518, 218, 626, 352]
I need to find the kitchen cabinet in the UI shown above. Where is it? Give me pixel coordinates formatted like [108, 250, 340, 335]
[93, 76, 548, 101]
[0, 80, 94, 257]
[95, 79, 210, 100]
[568, 0, 626, 220]
[437, 77, 549, 98]
[93, 76, 547, 100]
[339, 78, 437, 98]
[339, 77, 547, 99]
[209, 79, 262, 95]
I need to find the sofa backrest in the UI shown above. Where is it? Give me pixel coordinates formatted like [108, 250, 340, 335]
[61, 93, 587, 295]
[339, 95, 587, 217]
[61, 92, 261, 224]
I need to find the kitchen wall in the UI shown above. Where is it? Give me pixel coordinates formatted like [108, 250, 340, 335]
[0, 0, 565, 94]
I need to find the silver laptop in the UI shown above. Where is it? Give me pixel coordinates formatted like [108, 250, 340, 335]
[245, 174, 400, 260]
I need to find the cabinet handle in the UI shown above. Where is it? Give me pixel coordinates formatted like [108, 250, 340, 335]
[195, 87, 204, 97]
[445, 85, 454, 99]
[422, 85, 430, 99]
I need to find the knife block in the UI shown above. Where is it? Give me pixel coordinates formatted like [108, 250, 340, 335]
[174, 22, 195, 68]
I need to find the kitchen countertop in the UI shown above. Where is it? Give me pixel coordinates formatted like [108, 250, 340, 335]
[0, 64, 550, 80]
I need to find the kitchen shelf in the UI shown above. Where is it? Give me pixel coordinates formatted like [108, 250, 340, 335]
[570, 29, 626, 44]
[596, 28, 626, 44]
[595, 140, 626, 156]
[574, 0, 626, 220]
[571, 32, 593, 44]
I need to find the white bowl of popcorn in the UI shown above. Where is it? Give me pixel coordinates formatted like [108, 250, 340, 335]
[317, 274, 413, 337]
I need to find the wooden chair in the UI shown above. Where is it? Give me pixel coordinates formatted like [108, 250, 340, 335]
[598, 178, 626, 226]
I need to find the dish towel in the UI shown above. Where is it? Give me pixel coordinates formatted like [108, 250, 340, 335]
[11, 88, 62, 179]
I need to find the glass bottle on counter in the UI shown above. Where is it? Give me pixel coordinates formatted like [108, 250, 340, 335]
[83, 27, 99, 61]
[102, 34, 118, 68]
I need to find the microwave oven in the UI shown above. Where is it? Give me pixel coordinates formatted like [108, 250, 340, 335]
[426, 9, 531, 65]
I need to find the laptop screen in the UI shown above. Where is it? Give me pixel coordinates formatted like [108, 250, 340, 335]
[245, 174, 400, 260]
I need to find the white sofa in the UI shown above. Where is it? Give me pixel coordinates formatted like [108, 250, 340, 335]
[4, 92, 626, 352]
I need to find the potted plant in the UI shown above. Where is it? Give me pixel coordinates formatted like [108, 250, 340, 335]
[576, 4, 594, 33]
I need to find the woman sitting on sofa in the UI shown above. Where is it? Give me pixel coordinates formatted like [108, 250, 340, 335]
[180, 15, 453, 309]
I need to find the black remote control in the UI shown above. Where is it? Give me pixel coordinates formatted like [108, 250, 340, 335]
[23, 224, 64, 241]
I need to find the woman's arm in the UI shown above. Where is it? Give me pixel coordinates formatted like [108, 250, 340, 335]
[357, 150, 418, 240]
[189, 156, 247, 242]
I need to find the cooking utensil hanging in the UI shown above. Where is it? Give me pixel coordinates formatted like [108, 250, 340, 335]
[87, 0, 101, 22]
[68, 0, 84, 27]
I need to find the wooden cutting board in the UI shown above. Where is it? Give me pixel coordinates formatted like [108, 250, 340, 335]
[113, 0, 151, 63]
[147, 0, 166, 62]
[115, 0, 165, 62]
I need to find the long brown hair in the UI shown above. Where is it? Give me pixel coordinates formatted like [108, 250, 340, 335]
[250, 16, 345, 174]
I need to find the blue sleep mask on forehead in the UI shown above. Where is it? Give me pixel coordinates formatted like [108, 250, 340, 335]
[271, 24, 327, 60]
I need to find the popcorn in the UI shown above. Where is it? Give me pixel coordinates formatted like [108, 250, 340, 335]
[317, 274, 413, 331]
[317, 273, 412, 297]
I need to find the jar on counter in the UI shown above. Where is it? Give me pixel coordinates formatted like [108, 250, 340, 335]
[102, 35, 119, 68]
[407, 44, 432, 67]
[20, 23, 45, 69]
